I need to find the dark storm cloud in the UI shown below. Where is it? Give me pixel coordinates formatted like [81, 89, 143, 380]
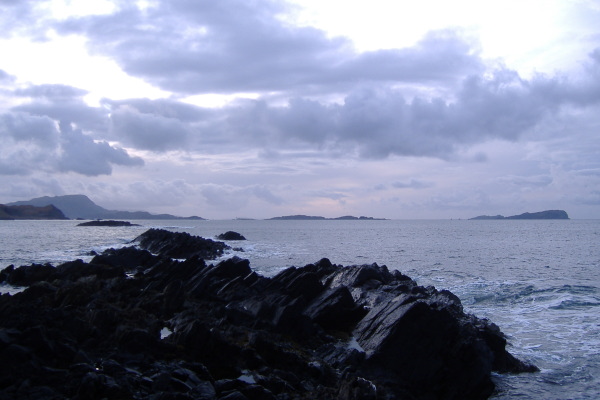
[54, 1, 483, 95]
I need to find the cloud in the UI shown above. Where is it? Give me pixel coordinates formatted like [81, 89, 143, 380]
[392, 179, 433, 189]
[0, 69, 15, 83]
[3, 45, 600, 173]
[5, 2, 600, 164]
[57, 122, 144, 176]
[14, 84, 88, 99]
[497, 175, 553, 188]
[0, 111, 59, 146]
[53, 2, 482, 96]
[0, 110, 143, 176]
[200, 183, 284, 209]
[109, 105, 190, 152]
[0, 1, 40, 38]
[59, 51, 597, 165]
[1, 0, 600, 218]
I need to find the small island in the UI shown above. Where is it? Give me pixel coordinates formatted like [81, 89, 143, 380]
[269, 214, 386, 220]
[470, 210, 569, 220]
[77, 220, 141, 227]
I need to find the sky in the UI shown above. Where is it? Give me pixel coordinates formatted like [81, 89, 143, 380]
[0, 0, 599, 219]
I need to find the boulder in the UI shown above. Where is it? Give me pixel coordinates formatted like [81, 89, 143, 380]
[216, 231, 247, 241]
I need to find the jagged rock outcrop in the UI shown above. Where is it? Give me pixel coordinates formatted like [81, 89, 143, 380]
[133, 228, 230, 259]
[0, 229, 537, 400]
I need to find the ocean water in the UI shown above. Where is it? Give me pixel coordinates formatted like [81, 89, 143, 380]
[0, 219, 598, 399]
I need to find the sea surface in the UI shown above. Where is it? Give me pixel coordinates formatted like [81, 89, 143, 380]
[0, 219, 598, 399]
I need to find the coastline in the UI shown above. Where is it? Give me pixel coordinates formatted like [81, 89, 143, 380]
[0, 228, 538, 400]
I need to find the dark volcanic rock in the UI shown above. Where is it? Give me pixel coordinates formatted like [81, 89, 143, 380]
[216, 231, 247, 240]
[77, 220, 140, 226]
[0, 230, 537, 400]
[134, 228, 229, 259]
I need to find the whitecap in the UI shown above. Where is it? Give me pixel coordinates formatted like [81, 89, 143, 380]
[160, 327, 173, 339]
[237, 370, 256, 384]
[0, 283, 26, 295]
[346, 336, 365, 353]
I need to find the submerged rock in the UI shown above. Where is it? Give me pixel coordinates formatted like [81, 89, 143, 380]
[0, 229, 537, 399]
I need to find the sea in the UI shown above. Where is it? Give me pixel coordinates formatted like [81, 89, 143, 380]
[0, 219, 598, 399]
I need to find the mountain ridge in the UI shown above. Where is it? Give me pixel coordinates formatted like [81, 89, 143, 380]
[0, 204, 68, 220]
[7, 195, 204, 220]
[268, 214, 386, 220]
[469, 210, 569, 220]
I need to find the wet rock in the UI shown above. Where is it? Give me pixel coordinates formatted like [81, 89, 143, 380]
[135, 228, 229, 260]
[0, 229, 537, 400]
[91, 246, 156, 270]
[303, 286, 366, 331]
[0, 263, 55, 286]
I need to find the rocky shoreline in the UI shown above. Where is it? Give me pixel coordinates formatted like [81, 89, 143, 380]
[0, 229, 537, 399]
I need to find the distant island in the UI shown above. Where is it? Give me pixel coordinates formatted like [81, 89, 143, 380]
[6, 195, 205, 220]
[0, 204, 68, 220]
[269, 215, 386, 220]
[470, 210, 569, 220]
[77, 220, 141, 227]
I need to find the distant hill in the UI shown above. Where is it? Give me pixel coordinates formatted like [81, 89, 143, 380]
[0, 204, 68, 220]
[268, 214, 385, 220]
[7, 195, 205, 220]
[470, 210, 569, 220]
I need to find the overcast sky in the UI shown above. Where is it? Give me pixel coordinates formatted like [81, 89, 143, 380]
[1, 0, 599, 219]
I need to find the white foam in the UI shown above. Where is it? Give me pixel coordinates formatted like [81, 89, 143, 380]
[0, 284, 26, 295]
[347, 336, 365, 353]
[237, 370, 256, 384]
[160, 327, 172, 339]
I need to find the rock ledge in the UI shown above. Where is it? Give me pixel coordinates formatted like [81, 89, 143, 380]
[0, 229, 537, 399]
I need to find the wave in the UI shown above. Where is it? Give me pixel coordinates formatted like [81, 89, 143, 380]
[469, 283, 599, 307]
